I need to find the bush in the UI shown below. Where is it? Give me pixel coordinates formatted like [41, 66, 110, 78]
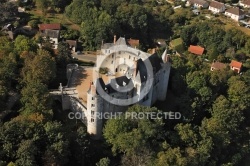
[28, 20, 39, 29]
[99, 67, 109, 74]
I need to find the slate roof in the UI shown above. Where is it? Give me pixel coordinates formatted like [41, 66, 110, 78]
[211, 62, 226, 70]
[226, 7, 245, 16]
[230, 60, 242, 68]
[115, 37, 127, 45]
[209, 1, 225, 9]
[41, 29, 60, 38]
[39, 23, 61, 31]
[188, 45, 204, 55]
[188, 0, 208, 6]
[66, 40, 77, 47]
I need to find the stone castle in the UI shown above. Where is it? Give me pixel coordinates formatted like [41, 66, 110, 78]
[51, 36, 171, 139]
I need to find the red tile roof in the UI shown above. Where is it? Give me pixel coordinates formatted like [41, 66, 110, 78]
[241, 0, 250, 6]
[127, 38, 139, 48]
[230, 60, 242, 68]
[39, 23, 61, 31]
[188, 45, 204, 55]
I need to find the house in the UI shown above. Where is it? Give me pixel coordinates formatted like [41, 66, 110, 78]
[230, 60, 242, 73]
[188, 45, 204, 55]
[1, 24, 15, 40]
[192, 9, 201, 15]
[209, 1, 226, 13]
[38, 23, 61, 32]
[239, 0, 250, 8]
[210, 61, 226, 71]
[41, 29, 60, 49]
[225, 7, 245, 21]
[127, 38, 140, 48]
[66, 40, 78, 52]
[187, 0, 209, 8]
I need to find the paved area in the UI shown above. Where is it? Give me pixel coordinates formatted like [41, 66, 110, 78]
[68, 66, 94, 104]
[72, 52, 97, 62]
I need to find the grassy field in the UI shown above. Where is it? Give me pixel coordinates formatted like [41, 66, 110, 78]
[28, 8, 80, 30]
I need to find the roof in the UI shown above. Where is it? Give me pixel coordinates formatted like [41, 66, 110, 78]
[41, 29, 60, 38]
[230, 60, 242, 68]
[127, 38, 139, 48]
[115, 37, 127, 45]
[209, 1, 225, 9]
[226, 7, 245, 16]
[211, 62, 226, 70]
[188, 45, 204, 55]
[188, 0, 208, 6]
[66, 40, 77, 47]
[39, 23, 61, 31]
[241, 0, 250, 6]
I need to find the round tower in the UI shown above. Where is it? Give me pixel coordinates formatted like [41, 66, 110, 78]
[87, 81, 104, 140]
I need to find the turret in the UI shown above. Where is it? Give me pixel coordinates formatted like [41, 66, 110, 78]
[86, 80, 104, 140]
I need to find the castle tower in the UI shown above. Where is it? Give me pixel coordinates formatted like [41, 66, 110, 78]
[86, 80, 104, 139]
[158, 49, 171, 101]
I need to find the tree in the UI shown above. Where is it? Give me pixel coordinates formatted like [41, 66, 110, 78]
[21, 49, 56, 84]
[227, 76, 250, 110]
[0, 1, 17, 23]
[15, 140, 38, 166]
[20, 80, 52, 115]
[96, 157, 110, 166]
[56, 42, 72, 68]
[42, 122, 70, 166]
[103, 105, 164, 156]
[38, 0, 50, 15]
[14, 35, 37, 54]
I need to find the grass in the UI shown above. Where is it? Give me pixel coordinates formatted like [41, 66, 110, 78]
[170, 38, 183, 47]
[28, 8, 80, 30]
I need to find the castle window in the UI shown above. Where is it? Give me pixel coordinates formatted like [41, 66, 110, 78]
[119, 51, 121, 54]
[91, 118, 94, 122]
[92, 97, 94, 100]
[91, 104, 95, 107]
[91, 111, 95, 115]
[129, 55, 131, 59]
[112, 54, 114, 58]
[111, 61, 113, 64]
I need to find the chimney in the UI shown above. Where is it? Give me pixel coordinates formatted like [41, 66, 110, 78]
[101, 40, 104, 46]
[114, 35, 116, 44]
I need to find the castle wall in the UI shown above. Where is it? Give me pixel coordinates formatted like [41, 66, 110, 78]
[69, 97, 87, 125]
[157, 63, 171, 101]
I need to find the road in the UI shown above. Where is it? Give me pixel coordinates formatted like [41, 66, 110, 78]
[72, 52, 97, 63]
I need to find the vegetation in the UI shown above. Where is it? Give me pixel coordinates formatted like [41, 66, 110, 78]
[1, 0, 250, 165]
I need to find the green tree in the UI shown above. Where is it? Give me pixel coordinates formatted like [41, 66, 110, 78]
[56, 42, 72, 68]
[14, 35, 37, 54]
[15, 140, 38, 166]
[103, 105, 164, 155]
[96, 157, 110, 166]
[21, 49, 56, 84]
